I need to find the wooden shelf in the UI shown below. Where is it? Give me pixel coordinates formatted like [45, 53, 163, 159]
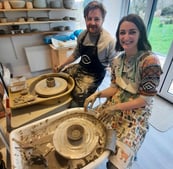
[0, 7, 77, 37]
[0, 30, 73, 37]
[0, 8, 77, 12]
[0, 20, 77, 26]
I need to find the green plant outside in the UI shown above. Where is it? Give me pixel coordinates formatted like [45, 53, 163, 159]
[148, 17, 173, 56]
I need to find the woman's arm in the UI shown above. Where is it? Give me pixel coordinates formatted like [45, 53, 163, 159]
[98, 86, 118, 98]
[105, 96, 147, 112]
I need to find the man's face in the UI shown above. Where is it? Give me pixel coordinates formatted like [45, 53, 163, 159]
[85, 8, 104, 35]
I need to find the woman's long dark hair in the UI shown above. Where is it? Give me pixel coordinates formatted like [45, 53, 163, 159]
[115, 14, 152, 51]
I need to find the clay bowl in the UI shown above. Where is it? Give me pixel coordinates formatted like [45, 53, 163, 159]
[63, 0, 74, 9]
[57, 26, 65, 31]
[67, 124, 84, 142]
[10, 1, 25, 9]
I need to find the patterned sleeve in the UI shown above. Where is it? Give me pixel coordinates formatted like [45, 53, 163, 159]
[138, 55, 163, 96]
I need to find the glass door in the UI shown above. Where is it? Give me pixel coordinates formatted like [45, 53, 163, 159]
[158, 41, 173, 103]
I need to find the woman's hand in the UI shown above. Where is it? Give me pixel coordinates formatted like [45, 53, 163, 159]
[84, 92, 101, 111]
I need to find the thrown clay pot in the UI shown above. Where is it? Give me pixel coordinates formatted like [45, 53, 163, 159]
[33, 0, 47, 8]
[63, 0, 74, 9]
[50, 0, 61, 8]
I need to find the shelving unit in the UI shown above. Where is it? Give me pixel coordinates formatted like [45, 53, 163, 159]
[0, 8, 76, 12]
[0, 8, 78, 36]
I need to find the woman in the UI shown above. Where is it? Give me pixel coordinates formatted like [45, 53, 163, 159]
[84, 14, 162, 169]
[57, 1, 115, 107]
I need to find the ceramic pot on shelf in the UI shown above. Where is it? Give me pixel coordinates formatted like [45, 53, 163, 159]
[33, 0, 47, 8]
[50, 0, 61, 8]
[63, 0, 74, 9]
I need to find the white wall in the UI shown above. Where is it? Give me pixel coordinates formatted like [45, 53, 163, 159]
[103, 0, 122, 37]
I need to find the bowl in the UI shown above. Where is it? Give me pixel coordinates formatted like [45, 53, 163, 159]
[67, 124, 84, 141]
[10, 1, 25, 9]
[50, 1, 61, 8]
[63, 0, 74, 9]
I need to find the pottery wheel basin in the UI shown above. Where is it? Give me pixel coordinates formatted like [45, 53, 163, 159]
[10, 108, 116, 169]
[53, 111, 107, 159]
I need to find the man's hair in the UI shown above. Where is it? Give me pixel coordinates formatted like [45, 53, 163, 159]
[84, 1, 107, 20]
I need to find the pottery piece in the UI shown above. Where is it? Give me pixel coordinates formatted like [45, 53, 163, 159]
[65, 26, 70, 30]
[26, 1, 33, 9]
[18, 17, 25, 22]
[0, 29, 6, 35]
[63, 0, 74, 9]
[57, 26, 65, 31]
[46, 77, 56, 88]
[50, 0, 61, 8]
[33, 0, 47, 8]
[10, 1, 25, 9]
[0, 2, 3, 9]
[27, 17, 34, 22]
[0, 18, 7, 23]
[3, 1, 11, 9]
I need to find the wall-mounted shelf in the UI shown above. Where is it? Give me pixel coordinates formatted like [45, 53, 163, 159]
[0, 30, 73, 38]
[0, 7, 78, 37]
[0, 8, 77, 12]
[0, 20, 77, 26]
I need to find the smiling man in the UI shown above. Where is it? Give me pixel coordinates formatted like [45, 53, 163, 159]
[56, 1, 116, 107]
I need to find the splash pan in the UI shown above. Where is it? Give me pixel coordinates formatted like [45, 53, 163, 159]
[9, 73, 75, 109]
[10, 108, 115, 169]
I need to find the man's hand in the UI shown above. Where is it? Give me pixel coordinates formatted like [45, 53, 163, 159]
[57, 65, 64, 72]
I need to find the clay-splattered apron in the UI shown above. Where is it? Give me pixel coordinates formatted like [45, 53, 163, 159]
[65, 32, 106, 106]
[96, 53, 152, 168]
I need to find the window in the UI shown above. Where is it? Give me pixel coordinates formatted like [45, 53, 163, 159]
[148, 0, 173, 57]
[129, 0, 173, 102]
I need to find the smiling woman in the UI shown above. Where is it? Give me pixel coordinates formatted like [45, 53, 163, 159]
[84, 14, 162, 169]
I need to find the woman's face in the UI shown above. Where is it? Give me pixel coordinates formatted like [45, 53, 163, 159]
[119, 21, 140, 54]
[85, 8, 104, 35]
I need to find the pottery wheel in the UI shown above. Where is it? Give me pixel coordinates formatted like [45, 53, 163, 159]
[53, 115, 106, 159]
[34, 77, 67, 97]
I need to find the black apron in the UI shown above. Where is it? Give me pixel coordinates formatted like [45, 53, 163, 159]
[64, 31, 106, 106]
[79, 31, 106, 77]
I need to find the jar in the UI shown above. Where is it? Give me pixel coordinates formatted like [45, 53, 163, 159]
[63, 0, 74, 9]
[50, 1, 61, 8]
[33, 0, 47, 8]
[0, 17, 7, 23]
[26, 2, 33, 9]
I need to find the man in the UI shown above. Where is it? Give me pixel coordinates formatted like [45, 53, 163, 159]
[57, 1, 116, 107]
